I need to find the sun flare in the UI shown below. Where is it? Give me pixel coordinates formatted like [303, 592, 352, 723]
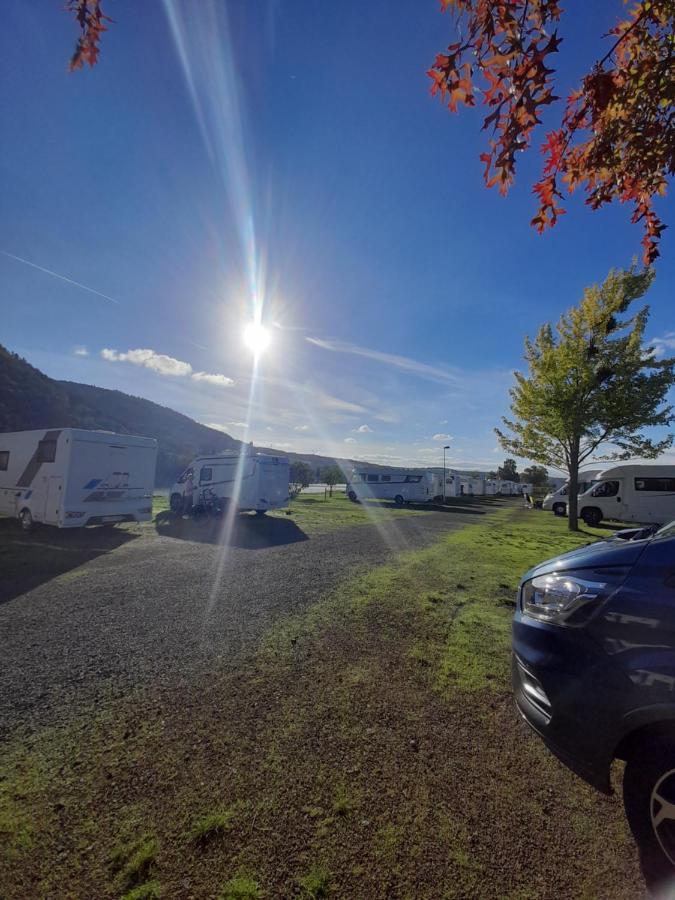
[243, 321, 271, 357]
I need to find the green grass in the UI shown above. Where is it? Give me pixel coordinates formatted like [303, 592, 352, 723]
[220, 873, 264, 899]
[122, 880, 162, 900]
[110, 833, 159, 890]
[298, 865, 331, 898]
[188, 808, 236, 845]
[269, 492, 428, 534]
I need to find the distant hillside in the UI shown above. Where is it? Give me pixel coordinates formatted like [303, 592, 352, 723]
[0, 346, 240, 483]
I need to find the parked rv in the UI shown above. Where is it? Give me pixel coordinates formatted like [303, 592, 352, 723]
[578, 465, 675, 527]
[347, 468, 436, 505]
[0, 428, 157, 530]
[442, 471, 461, 499]
[461, 477, 485, 496]
[542, 469, 603, 515]
[170, 451, 290, 517]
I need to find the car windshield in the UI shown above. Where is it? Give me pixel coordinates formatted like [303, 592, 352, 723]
[655, 520, 675, 538]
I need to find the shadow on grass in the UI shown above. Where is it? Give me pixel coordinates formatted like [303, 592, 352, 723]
[405, 497, 515, 516]
[0, 518, 138, 605]
[155, 510, 309, 549]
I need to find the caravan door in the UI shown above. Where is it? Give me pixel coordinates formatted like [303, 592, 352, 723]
[44, 476, 63, 525]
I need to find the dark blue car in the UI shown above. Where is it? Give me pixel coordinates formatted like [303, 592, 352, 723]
[512, 520, 675, 886]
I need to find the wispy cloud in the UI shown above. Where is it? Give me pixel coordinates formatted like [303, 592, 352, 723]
[432, 433, 452, 441]
[649, 332, 675, 359]
[101, 347, 234, 386]
[294, 424, 310, 431]
[306, 336, 458, 384]
[1, 250, 120, 305]
[192, 371, 234, 387]
[344, 437, 357, 443]
[73, 346, 89, 357]
[354, 424, 372, 433]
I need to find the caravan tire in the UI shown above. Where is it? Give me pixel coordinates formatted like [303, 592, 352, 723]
[255, 509, 267, 517]
[169, 493, 184, 516]
[394, 495, 405, 506]
[19, 509, 33, 532]
[552, 503, 567, 517]
[581, 507, 603, 527]
[348, 491, 358, 502]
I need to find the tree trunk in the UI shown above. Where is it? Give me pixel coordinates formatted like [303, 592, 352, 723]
[567, 446, 580, 532]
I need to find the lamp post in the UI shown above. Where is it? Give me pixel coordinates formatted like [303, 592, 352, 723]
[443, 444, 450, 502]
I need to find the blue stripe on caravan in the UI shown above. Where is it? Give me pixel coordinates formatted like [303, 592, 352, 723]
[83, 478, 102, 490]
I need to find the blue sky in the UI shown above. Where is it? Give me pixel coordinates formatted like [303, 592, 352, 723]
[1, 0, 673, 472]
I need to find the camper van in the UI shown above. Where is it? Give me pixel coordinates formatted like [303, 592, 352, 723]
[578, 465, 675, 527]
[442, 471, 461, 499]
[542, 469, 603, 514]
[461, 477, 485, 496]
[0, 428, 157, 530]
[171, 450, 290, 516]
[347, 468, 436, 505]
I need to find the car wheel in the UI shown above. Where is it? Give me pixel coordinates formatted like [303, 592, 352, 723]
[552, 502, 566, 517]
[348, 491, 358, 502]
[169, 493, 184, 515]
[19, 508, 33, 532]
[581, 507, 602, 526]
[255, 509, 267, 517]
[394, 494, 404, 506]
[624, 735, 675, 888]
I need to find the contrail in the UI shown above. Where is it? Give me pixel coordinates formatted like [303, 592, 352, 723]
[1, 250, 119, 305]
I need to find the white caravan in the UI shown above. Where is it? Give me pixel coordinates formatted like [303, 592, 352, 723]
[542, 469, 603, 515]
[0, 428, 157, 530]
[347, 468, 436, 505]
[171, 451, 290, 516]
[578, 465, 675, 527]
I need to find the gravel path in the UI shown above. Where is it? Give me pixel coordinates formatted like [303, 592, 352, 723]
[0, 507, 483, 738]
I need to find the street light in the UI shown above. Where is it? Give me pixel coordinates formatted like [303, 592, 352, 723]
[443, 444, 450, 502]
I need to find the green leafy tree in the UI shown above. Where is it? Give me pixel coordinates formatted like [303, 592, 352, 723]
[498, 459, 520, 483]
[289, 460, 313, 499]
[496, 267, 675, 530]
[522, 465, 549, 488]
[321, 465, 343, 497]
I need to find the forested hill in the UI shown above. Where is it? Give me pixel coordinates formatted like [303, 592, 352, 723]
[0, 346, 239, 483]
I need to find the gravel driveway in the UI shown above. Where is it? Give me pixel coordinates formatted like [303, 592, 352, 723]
[0, 507, 483, 738]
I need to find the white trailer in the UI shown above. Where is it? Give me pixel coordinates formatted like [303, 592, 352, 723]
[0, 428, 157, 530]
[578, 464, 675, 527]
[542, 469, 603, 514]
[347, 468, 436, 505]
[170, 450, 290, 516]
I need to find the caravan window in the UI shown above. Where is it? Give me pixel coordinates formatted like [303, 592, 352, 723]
[367, 474, 379, 482]
[635, 477, 675, 492]
[177, 468, 193, 484]
[37, 440, 57, 463]
[0, 451, 8, 471]
[381, 475, 391, 482]
[591, 480, 619, 497]
[405, 475, 423, 483]
[200, 466, 213, 483]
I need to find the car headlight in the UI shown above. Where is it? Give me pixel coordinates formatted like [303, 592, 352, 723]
[521, 572, 618, 625]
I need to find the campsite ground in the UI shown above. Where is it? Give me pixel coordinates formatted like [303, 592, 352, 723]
[0, 497, 644, 899]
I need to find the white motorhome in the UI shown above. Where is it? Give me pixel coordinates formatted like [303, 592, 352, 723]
[442, 471, 461, 499]
[578, 465, 675, 527]
[171, 450, 290, 516]
[461, 477, 485, 496]
[542, 469, 603, 515]
[0, 428, 157, 530]
[347, 468, 436, 505]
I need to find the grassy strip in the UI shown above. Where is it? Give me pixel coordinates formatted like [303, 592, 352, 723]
[0, 508, 640, 898]
[270, 493, 428, 534]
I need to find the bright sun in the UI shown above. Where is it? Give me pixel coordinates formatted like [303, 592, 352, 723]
[243, 321, 271, 356]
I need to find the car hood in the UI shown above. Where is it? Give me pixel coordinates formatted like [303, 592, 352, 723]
[522, 536, 649, 582]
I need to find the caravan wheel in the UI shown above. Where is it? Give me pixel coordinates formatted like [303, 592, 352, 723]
[348, 490, 358, 502]
[255, 509, 267, 517]
[19, 509, 34, 532]
[394, 494, 405, 506]
[169, 493, 184, 515]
